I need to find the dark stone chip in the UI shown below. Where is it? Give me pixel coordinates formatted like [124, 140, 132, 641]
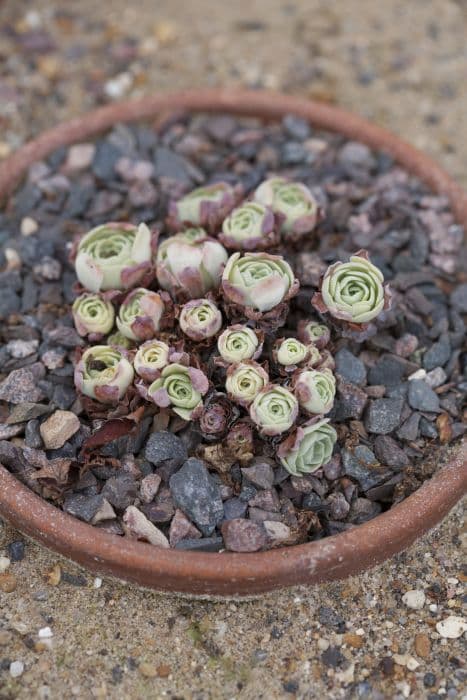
[7, 540, 25, 562]
[175, 536, 224, 552]
[101, 474, 138, 511]
[153, 147, 194, 184]
[169, 458, 224, 536]
[408, 379, 441, 412]
[318, 606, 345, 631]
[341, 445, 392, 491]
[368, 354, 414, 386]
[423, 335, 451, 370]
[373, 435, 410, 468]
[321, 645, 346, 668]
[223, 497, 248, 521]
[397, 412, 421, 441]
[92, 140, 122, 180]
[364, 397, 404, 434]
[0, 288, 20, 319]
[63, 494, 105, 523]
[144, 431, 187, 470]
[335, 348, 367, 386]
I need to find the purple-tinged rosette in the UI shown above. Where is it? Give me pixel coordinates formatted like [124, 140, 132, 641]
[167, 182, 241, 233]
[147, 363, 209, 420]
[219, 202, 278, 251]
[74, 345, 134, 404]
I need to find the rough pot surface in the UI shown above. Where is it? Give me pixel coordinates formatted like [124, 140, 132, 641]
[0, 89, 466, 596]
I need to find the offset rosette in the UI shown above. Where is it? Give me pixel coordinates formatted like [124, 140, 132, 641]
[179, 298, 222, 342]
[107, 331, 133, 350]
[72, 293, 115, 338]
[167, 182, 240, 233]
[147, 363, 209, 420]
[134, 339, 170, 382]
[219, 202, 278, 251]
[249, 385, 298, 436]
[156, 228, 228, 299]
[293, 368, 336, 415]
[274, 337, 308, 370]
[74, 222, 154, 292]
[74, 345, 134, 403]
[278, 417, 337, 476]
[198, 392, 240, 441]
[312, 250, 391, 326]
[221, 252, 298, 326]
[116, 288, 169, 341]
[217, 325, 262, 364]
[297, 320, 330, 349]
[253, 177, 320, 239]
[225, 361, 269, 407]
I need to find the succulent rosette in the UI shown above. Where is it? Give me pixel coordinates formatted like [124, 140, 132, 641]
[217, 324, 262, 364]
[179, 298, 222, 342]
[274, 337, 309, 371]
[72, 293, 115, 338]
[74, 222, 155, 292]
[147, 363, 209, 420]
[107, 330, 134, 350]
[253, 177, 320, 239]
[156, 228, 228, 299]
[74, 345, 134, 403]
[219, 202, 278, 251]
[304, 345, 322, 369]
[225, 361, 269, 407]
[221, 252, 299, 325]
[249, 385, 299, 436]
[297, 320, 330, 349]
[198, 392, 240, 441]
[167, 182, 240, 233]
[134, 339, 170, 382]
[116, 288, 169, 341]
[278, 417, 337, 476]
[315, 349, 335, 372]
[293, 368, 336, 415]
[312, 250, 391, 326]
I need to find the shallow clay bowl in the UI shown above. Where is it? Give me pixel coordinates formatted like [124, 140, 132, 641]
[0, 89, 466, 597]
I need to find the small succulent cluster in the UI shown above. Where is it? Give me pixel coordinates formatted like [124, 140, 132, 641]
[71, 179, 391, 476]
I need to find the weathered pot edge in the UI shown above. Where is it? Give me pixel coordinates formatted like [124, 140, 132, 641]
[0, 88, 466, 596]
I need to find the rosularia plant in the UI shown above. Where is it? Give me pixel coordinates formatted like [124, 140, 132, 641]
[146, 363, 209, 420]
[274, 337, 309, 371]
[222, 251, 298, 327]
[293, 368, 336, 415]
[72, 293, 115, 338]
[312, 249, 392, 326]
[74, 345, 134, 403]
[73, 222, 155, 292]
[167, 182, 241, 233]
[134, 339, 170, 382]
[217, 324, 262, 364]
[156, 228, 228, 299]
[253, 177, 320, 239]
[297, 320, 330, 349]
[116, 288, 170, 341]
[225, 361, 269, 407]
[198, 392, 240, 441]
[278, 417, 337, 476]
[179, 298, 222, 341]
[219, 202, 278, 250]
[249, 385, 299, 436]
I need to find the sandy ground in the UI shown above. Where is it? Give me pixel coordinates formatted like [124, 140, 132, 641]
[0, 1, 466, 698]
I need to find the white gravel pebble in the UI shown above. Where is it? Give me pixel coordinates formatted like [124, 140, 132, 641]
[38, 626, 53, 639]
[93, 577, 102, 589]
[0, 556, 11, 573]
[402, 589, 426, 610]
[435, 615, 467, 639]
[20, 216, 38, 236]
[10, 661, 24, 678]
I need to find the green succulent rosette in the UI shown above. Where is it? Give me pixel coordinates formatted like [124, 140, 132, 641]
[253, 177, 320, 239]
[217, 324, 262, 364]
[179, 298, 222, 342]
[134, 339, 170, 382]
[274, 337, 309, 369]
[312, 250, 391, 325]
[167, 182, 240, 233]
[249, 384, 299, 436]
[156, 228, 228, 299]
[297, 320, 330, 349]
[225, 360, 269, 407]
[72, 293, 115, 339]
[74, 345, 134, 403]
[293, 368, 336, 415]
[147, 363, 209, 420]
[221, 252, 299, 318]
[219, 202, 278, 251]
[74, 222, 155, 292]
[278, 417, 337, 476]
[116, 287, 167, 341]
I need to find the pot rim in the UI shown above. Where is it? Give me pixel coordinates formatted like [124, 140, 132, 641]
[0, 88, 466, 596]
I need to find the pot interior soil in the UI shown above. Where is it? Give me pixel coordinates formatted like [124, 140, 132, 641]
[0, 110, 465, 556]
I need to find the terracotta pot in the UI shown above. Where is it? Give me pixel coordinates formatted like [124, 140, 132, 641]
[0, 89, 465, 597]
